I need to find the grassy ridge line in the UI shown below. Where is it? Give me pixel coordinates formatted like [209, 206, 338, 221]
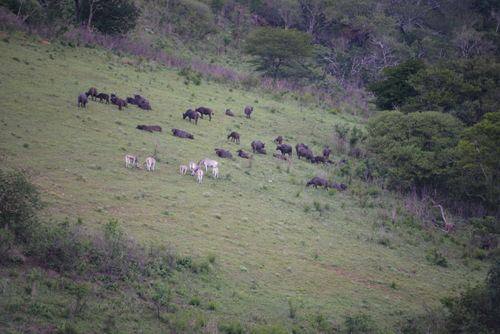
[0, 33, 485, 329]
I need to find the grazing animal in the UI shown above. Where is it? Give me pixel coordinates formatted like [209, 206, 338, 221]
[195, 107, 213, 121]
[86, 87, 98, 101]
[275, 136, 283, 145]
[125, 155, 138, 168]
[96, 93, 109, 104]
[180, 164, 188, 175]
[196, 168, 204, 184]
[183, 109, 199, 125]
[313, 156, 326, 164]
[136, 125, 162, 133]
[212, 166, 219, 179]
[258, 148, 267, 154]
[197, 159, 219, 172]
[251, 141, 265, 154]
[171, 128, 194, 139]
[322, 146, 331, 159]
[227, 131, 240, 144]
[189, 162, 197, 174]
[295, 143, 309, 156]
[306, 177, 328, 189]
[297, 147, 314, 161]
[138, 101, 152, 110]
[225, 109, 234, 116]
[126, 97, 138, 105]
[145, 157, 156, 171]
[111, 94, 128, 110]
[237, 149, 250, 159]
[273, 154, 287, 160]
[149, 126, 162, 132]
[215, 148, 233, 158]
[78, 94, 88, 108]
[276, 144, 292, 157]
[244, 106, 253, 119]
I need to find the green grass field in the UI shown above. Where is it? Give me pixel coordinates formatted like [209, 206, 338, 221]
[0, 32, 488, 331]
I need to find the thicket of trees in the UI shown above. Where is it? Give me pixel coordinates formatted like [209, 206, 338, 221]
[366, 56, 499, 215]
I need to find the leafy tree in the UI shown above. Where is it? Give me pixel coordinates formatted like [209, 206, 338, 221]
[367, 111, 463, 191]
[404, 57, 500, 126]
[0, 169, 44, 244]
[457, 112, 500, 210]
[243, 27, 314, 79]
[78, 0, 140, 35]
[367, 58, 425, 110]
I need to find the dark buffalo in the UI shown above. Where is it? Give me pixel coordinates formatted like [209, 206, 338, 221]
[306, 177, 328, 189]
[275, 136, 283, 145]
[226, 109, 234, 117]
[137, 125, 162, 133]
[237, 149, 250, 159]
[322, 147, 331, 159]
[258, 148, 267, 154]
[96, 93, 109, 104]
[86, 87, 98, 101]
[244, 106, 253, 119]
[215, 148, 233, 158]
[172, 128, 194, 139]
[78, 94, 88, 108]
[276, 144, 292, 157]
[127, 97, 138, 105]
[111, 94, 128, 110]
[183, 109, 199, 125]
[313, 156, 325, 164]
[251, 140, 265, 154]
[227, 131, 240, 144]
[295, 143, 309, 156]
[196, 107, 213, 121]
[297, 147, 314, 161]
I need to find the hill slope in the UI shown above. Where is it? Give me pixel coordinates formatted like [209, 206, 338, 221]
[0, 32, 488, 331]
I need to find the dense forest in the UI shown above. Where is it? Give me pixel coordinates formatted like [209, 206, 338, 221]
[1, 0, 500, 331]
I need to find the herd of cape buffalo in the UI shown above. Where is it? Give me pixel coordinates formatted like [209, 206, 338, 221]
[78, 86, 349, 190]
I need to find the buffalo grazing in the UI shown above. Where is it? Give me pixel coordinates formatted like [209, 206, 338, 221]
[196, 107, 213, 121]
[183, 109, 199, 125]
[78, 94, 88, 108]
[227, 131, 240, 144]
[276, 144, 292, 157]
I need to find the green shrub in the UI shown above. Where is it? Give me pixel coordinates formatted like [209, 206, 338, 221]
[0, 169, 44, 243]
[344, 313, 378, 333]
[426, 248, 449, 267]
[189, 297, 201, 306]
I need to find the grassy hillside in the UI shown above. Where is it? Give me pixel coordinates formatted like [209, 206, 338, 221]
[0, 32, 490, 332]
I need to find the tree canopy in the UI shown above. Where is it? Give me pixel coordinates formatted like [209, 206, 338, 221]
[367, 59, 425, 110]
[367, 111, 463, 190]
[243, 27, 314, 79]
[457, 112, 500, 211]
[78, 0, 140, 35]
